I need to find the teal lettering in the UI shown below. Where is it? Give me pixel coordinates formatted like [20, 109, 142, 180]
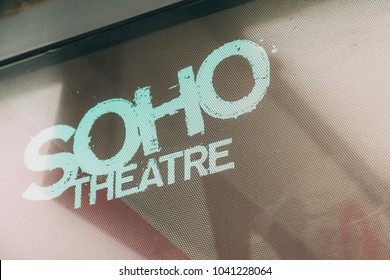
[197, 40, 270, 119]
[73, 176, 90, 209]
[184, 145, 209, 181]
[139, 158, 164, 191]
[23, 125, 77, 201]
[159, 151, 183, 185]
[24, 40, 270, 208]
[89, 173, 114, 205]
[73, 98, 141, 175]
[137, 66, 204, 156]
[115, 163, 138, 198]
[209, 138, 235, 174]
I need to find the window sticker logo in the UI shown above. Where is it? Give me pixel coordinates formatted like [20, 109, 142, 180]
[24, 40, 270, 208]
